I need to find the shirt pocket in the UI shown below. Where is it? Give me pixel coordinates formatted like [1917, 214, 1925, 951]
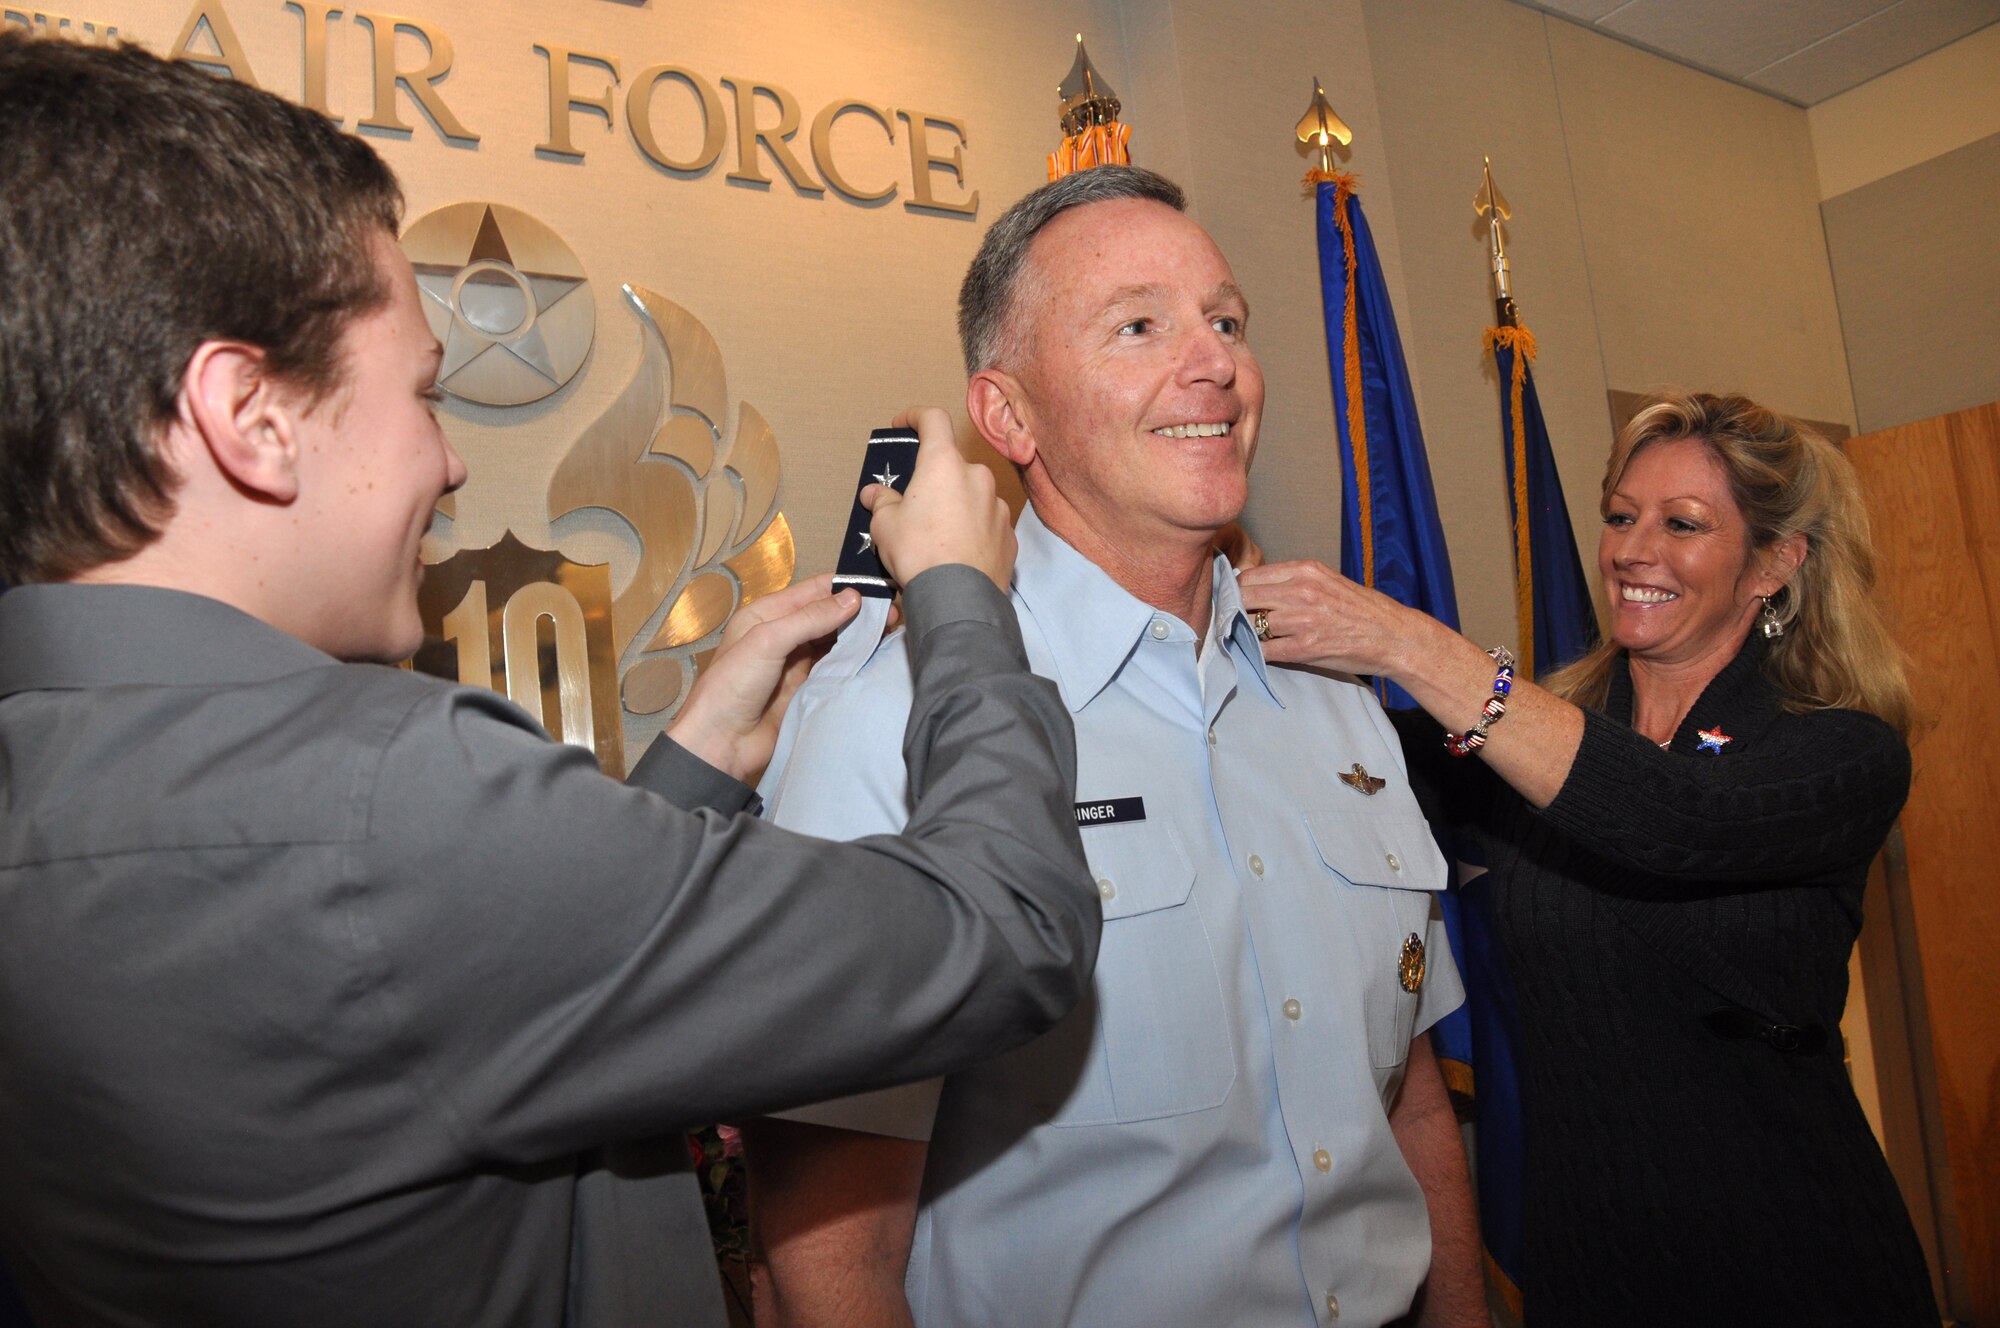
[1044, 820, 1237, 1126]
[1304, 809, 1447, 1069]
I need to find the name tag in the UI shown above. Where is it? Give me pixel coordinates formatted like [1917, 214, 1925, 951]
[1073, 797, 1145, 826]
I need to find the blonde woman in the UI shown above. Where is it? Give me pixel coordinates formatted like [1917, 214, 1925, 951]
[1239, 392, 1934, 1327]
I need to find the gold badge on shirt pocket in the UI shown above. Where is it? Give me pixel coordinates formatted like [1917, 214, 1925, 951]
[1397, 933, 1426, 993]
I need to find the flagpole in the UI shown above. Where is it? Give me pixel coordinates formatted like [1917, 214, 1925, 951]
[1478, 158, 1540, 675]
[1477, 157, 1598, 685]
[1291, 83, 1459, 698]
[1296, 81, 1376, 601]
[1478, 157, 1519, 330]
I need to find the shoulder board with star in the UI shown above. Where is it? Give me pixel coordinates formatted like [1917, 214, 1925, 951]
[832, 428, 920, 598]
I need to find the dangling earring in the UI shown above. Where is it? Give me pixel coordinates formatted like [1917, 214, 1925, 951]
[1759, 596, 1784, 639]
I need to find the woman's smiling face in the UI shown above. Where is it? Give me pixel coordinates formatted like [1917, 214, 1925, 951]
[1598, 435, 1785, 666]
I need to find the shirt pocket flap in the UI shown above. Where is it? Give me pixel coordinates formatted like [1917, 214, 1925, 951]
[1083, 821, 1197, 919]
[1303, 810, 1447, 893]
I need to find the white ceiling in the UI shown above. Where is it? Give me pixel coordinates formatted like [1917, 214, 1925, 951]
[1506, 0, 2000, 105]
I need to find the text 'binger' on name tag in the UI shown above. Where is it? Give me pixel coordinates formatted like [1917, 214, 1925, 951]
[1073, 797, 1146, 826]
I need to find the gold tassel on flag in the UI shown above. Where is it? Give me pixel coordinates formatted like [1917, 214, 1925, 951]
[1048, 122, 1131, 180]
[1319, 171, 1374, 589]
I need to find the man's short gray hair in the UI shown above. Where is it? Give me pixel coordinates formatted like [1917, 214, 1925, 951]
[957, 165, 1187, 376]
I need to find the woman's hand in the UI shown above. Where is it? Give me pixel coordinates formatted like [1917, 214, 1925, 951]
[1241, 558, 1586, 808]
[1236, 559, 1438, 678]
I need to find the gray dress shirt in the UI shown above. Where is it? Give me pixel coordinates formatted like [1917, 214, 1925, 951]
[0, 569, 1094, 1327]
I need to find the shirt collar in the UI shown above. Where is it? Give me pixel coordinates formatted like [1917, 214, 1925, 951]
[1012, 505, 1282, 712]
[0, 584, 336, 698]
[1210, 558, 1282, 707]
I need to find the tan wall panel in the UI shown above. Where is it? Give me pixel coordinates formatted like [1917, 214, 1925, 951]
[1544, 19, 1855, 431]
[1808, 22, 2000, 201]
[1823, 132, 2000, 436]
[1151, 0, 1399, 578]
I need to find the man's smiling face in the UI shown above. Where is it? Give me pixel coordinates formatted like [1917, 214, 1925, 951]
[1008, 197, 1264, 553]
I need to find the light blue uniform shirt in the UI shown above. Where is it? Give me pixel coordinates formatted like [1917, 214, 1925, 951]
[759, 507, 1463, 1327]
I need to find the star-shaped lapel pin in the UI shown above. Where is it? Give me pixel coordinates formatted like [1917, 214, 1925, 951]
[1697, 727, 1732, 754]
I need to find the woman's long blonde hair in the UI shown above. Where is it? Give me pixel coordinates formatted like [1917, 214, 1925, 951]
[1542, 391, 1913, 735]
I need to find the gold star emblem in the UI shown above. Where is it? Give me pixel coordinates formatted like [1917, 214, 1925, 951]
[1398, 933, 1426, 993]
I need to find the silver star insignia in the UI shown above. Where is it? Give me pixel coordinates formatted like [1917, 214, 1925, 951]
[871, 468, 902, 489]
[856, 531, 874, 554]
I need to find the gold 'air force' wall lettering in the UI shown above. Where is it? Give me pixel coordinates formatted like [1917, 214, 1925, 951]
[1, 8, 119, 40]
[53, 0, 980, 217]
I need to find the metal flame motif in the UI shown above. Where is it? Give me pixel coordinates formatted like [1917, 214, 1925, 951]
[548, 284, 795, 719]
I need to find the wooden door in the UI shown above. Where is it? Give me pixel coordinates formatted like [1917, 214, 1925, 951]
[1847, 400, 2000, 1325]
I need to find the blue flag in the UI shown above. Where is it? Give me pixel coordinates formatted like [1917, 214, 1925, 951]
[1489, 326, 1599, 679]
[1314, 178, 1517, 1316]
[1312, 175, 1459, 708]
[1444, 323, 1598, 1326]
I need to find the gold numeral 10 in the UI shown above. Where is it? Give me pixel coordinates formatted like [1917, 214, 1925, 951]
[441, 579, 596, 751]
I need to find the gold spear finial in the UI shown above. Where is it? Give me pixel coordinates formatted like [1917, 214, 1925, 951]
[1475, 156, 1517, 326]
[1058, 34, 1121, 137]
[1294, 79, 1353, 175]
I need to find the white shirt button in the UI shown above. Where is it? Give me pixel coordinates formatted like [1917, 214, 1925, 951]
[1248, 854, 1265, 877]
[1282, 997, 1302, 1021]
[1096, 878, 1116, 901]
[1207, 725, 1218, 746]
[1313, 1148, 1332, 1173]
[1149, 618, 1171, 640]
[1385, 852, 1402, 872]
[1326, 1291, 1340, 1318]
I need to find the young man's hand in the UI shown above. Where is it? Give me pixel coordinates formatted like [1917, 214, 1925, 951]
[665, 574, 859, 785]
[863, 407, 1015, 593]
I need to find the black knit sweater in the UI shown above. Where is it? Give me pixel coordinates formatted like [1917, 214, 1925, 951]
[1401, 634, 1938, 1328]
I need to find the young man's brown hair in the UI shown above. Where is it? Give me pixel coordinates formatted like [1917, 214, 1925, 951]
[0, 32, 401, 582]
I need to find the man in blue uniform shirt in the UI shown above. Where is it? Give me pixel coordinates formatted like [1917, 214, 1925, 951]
[744, 167, 1484, 1327]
